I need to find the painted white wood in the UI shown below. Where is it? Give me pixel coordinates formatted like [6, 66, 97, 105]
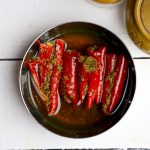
[0, 60, 150, 148]
[0, 0, 149, 59]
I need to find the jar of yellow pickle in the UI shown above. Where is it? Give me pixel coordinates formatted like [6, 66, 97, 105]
[92, 0, 121, 4]
[88, 0, 122, 6]
[125, 0, 150, 53]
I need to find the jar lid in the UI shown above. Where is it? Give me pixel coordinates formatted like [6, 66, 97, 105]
[134, 0, 150, 40]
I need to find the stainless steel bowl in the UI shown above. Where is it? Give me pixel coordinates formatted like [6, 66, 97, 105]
[19, 22, 136, 138]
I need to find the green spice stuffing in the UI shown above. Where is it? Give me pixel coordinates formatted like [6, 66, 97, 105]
[87, 45, 98, 51]
[63, 75, 69, 81]
[84, 56, 98, 73]
[51, 56, 56, 65]
[82, 84, 88, 100]
[57, 65, 63, 72]
[80, 76, 85, 82]
[46, 41, 54, 47]
[79, 56, 87, 63]
[41, 72, 51, 96]
[66, 49, 72, 53]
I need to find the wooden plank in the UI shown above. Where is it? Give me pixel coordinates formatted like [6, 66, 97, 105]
[0, 59, 150, 148]
[0, 0, 149, 59]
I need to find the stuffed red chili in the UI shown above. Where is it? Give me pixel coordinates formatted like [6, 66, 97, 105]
[60, 50, 80, 107]
[84, 56, 99, 109]
[38, 41, 55, 88]
[26, 59, 40, 87]
[102, 54, 128, 114]
[102, 53, 117, 113]
[48, 39, 65, 116]
[87, 45, 107, 104]
[106, 55, 128, 114]
[77, 56, 88, 103]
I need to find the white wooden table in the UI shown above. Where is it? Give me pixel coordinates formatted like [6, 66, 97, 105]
[0, 0, 150, 149]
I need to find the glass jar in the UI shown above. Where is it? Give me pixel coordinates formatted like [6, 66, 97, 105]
[125, 0, 150, 54]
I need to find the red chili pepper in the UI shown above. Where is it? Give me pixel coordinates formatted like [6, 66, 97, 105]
[39, 41, 55, 60]
[102, 53, 117, 113]
[63, 50, 81, 57]
[26, 59, 40, 87]
[26, 59, 50, 107]
[48, 68, 61, 115]
[38, 42, 55, 87]
[77, 56, 88, 103]
[83, 56, 100, 109]
[59, 79, 71, 103]
[106, 55, 128, 114]
[86, 70, 99, 109]
[61, 50, 81, 107]
[105, 54, 118, 76]
[102, 54, 128, 114]
[39, 61, 53, 88]
[48, 39, 65, 116]
[87, 46, 107, 104]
